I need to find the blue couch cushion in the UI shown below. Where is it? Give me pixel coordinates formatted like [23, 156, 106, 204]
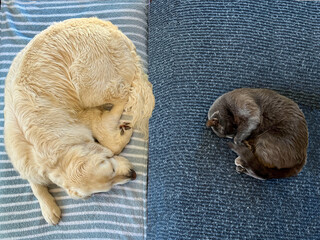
[147, 0, 320, 239]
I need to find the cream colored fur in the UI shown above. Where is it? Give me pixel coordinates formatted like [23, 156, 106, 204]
[4, 18, 155, 225]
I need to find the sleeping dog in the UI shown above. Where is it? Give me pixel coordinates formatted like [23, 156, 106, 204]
[4, 18, 154, 224]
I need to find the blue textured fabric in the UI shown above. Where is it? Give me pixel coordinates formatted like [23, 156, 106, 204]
[147, 1, 320, 239]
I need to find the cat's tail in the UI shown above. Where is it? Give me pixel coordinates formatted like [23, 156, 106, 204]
[228, 142, 305, 180]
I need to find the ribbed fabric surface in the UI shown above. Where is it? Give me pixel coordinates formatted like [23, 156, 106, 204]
[147, 1, 320, 239]
[0, 1, 149, 239]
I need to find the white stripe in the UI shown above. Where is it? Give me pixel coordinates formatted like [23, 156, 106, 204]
[0, 207, 146, 219]
[0, 169, 146, 181]
[0, 175, 20, 180]
[0, 52, 17, 56]
[1, 8, 146, 18]
[0, 159, 11, 163]
[1, 23, 147, 34]
[0, 191, 30, 198]
[0, 60, 12, 64]
[0, 199, 38, 207]
[0, 45, 147, 59]
[0, 168, 15, 173]
[1, 16, 147, 27]
[0, 208, 38, 217]
[3, 0, 146, 6]
[0, 179, 146, 193]
[1, 218, 142, 230]
[114, 185, 145, 193]
[0, 153, 147, 160]
[0, 175, 146, 190]
[125, 144, 148, 151]
[0, 174, 147, 182]
[131, 136, 147, 142]
[1, 30, 147, 43]
[1, 200, 142, 210]
[1, 228, 143, 240]
[1, 44, 26, 48]
[117, 23, 148, 33]
[121, 152, 148, 159]
[0, 191, 146, 202]
[0, 183, 29, 189]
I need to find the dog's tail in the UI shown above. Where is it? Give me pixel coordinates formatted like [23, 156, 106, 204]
[125, 66, 155, 139]
[228, 142, 305, 179]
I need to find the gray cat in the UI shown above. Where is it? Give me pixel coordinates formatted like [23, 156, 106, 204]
[206, 88, 308, 180]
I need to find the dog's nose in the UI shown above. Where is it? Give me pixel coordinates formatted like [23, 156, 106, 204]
[129, 169, 136, 180]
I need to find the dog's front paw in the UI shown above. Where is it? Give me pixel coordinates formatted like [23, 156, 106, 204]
[40, 201, 61, 225]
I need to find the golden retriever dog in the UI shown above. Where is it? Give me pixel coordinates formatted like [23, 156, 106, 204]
[4, 18, 155, 225]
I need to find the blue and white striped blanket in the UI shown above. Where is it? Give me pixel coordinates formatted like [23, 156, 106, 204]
[0, 1, 149, 239]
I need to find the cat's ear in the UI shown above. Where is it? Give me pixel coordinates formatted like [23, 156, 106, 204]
[212, 110, 220, 118]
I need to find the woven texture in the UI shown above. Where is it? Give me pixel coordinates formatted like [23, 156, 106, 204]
[0, 1, 149, 239]
[147, 1, 320, 239]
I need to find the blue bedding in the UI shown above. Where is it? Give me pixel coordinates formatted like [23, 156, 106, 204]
[0, 1, 149, 239]
[147, 0, 320, 239]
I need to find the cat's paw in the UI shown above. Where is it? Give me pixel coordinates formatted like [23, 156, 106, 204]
[233, 136, 243, 145]
[234, 156, 247, 174]
[236, 165, 247, 174]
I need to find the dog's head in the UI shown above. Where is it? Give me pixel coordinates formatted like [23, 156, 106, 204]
[52, 144, 136, 199]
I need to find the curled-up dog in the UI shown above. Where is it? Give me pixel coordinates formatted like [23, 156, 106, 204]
[4, 18, 155, 224]
[206, 88, 308, 180]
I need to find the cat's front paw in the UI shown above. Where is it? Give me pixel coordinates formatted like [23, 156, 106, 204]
[235, 157, 247, 174]
[236, 165, 247, 174]
[233, 136, 243, 145]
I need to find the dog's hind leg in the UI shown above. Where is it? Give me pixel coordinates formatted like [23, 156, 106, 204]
[30, 182, 61, 225]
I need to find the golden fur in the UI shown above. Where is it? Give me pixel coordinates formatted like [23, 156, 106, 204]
[4, 18, 155, 225]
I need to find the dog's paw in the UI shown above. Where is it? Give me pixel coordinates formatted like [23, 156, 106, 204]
[119, 122, 132, 136]
[40, 201, 61, 225]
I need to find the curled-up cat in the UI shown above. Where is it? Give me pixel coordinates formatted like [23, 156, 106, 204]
[206, 88, 308, 180]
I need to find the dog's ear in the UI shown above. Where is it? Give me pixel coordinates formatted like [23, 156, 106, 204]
[206, 118, 219, 127]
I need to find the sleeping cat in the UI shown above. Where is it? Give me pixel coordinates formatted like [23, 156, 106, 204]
[206, 88, 308, 180]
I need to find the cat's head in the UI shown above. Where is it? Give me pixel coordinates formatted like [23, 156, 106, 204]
[206, 110, 237, 139]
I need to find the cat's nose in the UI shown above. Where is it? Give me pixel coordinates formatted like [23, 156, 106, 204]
[128, 169, 136, 180]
